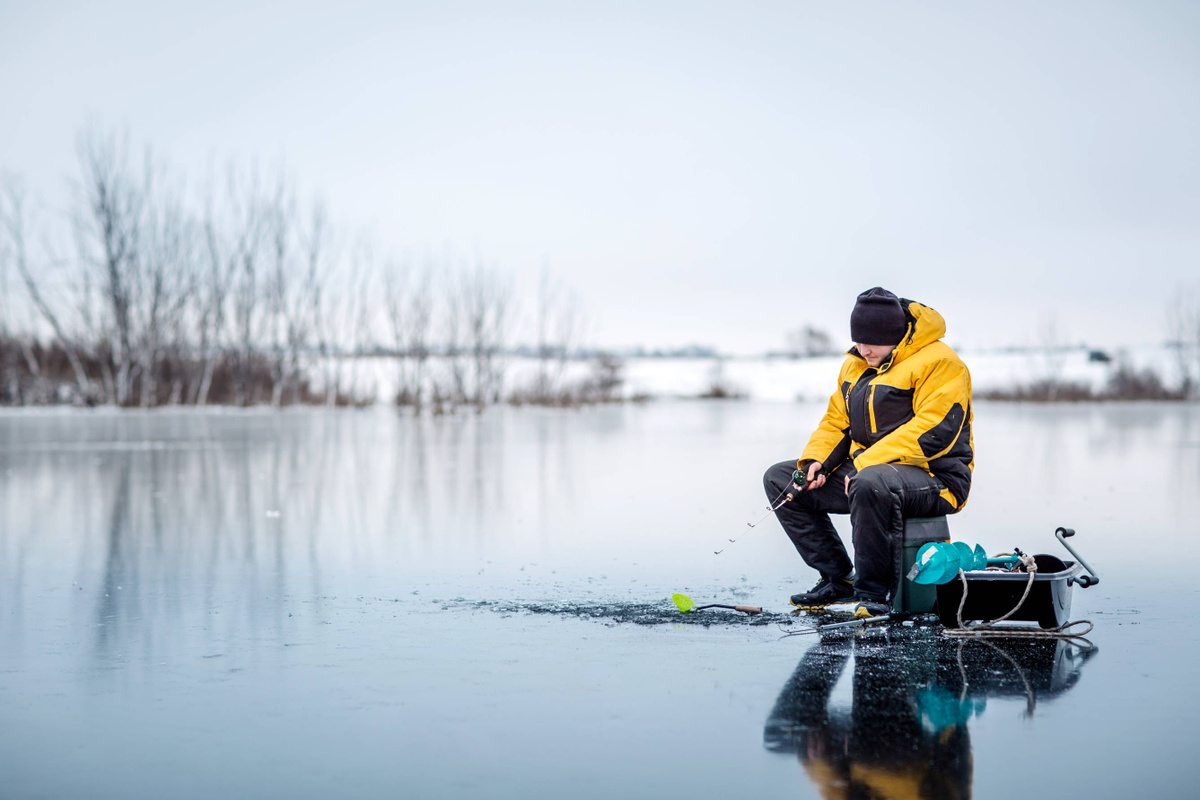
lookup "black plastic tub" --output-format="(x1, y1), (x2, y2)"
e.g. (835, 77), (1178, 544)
(936, 554), (1085, 629)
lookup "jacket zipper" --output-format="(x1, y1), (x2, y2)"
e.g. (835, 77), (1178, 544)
(868, 384), (877, 434)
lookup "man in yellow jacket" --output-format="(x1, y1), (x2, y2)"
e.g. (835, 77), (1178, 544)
(763, 287), (974, 616)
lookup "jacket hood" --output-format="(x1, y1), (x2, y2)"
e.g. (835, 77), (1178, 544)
(896, 300), (946, 357)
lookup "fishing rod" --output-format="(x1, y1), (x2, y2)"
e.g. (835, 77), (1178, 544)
(781, 611), (905, 637)
(665, 469), (812, 619)
(714, 468), (812, 555)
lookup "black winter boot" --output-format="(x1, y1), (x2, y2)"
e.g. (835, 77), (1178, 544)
(789, 575), (855, 609)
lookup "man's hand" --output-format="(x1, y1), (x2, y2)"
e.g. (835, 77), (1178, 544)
(795, 461), (826, 492)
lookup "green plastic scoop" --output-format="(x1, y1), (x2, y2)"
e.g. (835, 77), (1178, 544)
(907, 542), (1021, 585)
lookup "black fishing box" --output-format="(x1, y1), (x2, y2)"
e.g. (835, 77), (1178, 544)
(935, 528), (1099, 629)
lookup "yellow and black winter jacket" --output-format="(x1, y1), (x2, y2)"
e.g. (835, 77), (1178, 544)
(800, 299), (974, 511)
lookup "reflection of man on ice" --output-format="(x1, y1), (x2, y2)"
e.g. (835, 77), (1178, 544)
(764, 288), (974, 615)
(763, 632), (1097, 800)
(763, 634), (973, 800)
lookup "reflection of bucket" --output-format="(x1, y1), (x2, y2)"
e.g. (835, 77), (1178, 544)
(917, 686), (985, 731)
(936, 554), (1085, 629)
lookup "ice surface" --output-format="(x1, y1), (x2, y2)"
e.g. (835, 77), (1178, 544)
(1, 400), (1198, 799)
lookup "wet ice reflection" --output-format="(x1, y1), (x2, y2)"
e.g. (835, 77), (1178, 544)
(764, 629), (1096, 798)
(0, 401), (1198, 799)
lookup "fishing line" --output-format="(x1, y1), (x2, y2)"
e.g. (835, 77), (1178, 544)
(713, 481), (798, 555)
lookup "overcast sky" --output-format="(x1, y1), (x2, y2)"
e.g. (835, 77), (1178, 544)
(2, 0), (1198, 353)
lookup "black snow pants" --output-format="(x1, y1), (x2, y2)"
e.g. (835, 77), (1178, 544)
(763, 460), (954, 602)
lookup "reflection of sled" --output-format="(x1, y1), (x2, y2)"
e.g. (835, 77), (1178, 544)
(933, 528), (1099, 630)
(919, 636), (1097, 730)
(954, 636), (1095, 700)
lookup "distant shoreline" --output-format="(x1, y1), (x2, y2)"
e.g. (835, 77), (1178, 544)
(0, 346), (1193, 410)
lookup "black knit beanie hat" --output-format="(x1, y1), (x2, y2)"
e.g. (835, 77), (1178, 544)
(850, 287), (907, 346)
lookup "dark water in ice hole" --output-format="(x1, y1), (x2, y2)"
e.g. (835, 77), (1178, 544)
(1, 401), (1199, 799)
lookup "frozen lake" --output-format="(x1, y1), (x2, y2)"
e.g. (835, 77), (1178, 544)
(2, 400), (1199, 799)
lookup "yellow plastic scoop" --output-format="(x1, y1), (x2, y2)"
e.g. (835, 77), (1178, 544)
(671, 593), (762, 615)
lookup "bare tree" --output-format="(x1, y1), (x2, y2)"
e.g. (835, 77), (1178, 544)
(73, 125), (149, 405)
(442, 258), (469, 406)
(341, 237), (379, 405)
(1037, 314), (1068, 402)
(1, 177), (94, 401)
(519, 263), (584, 404)
(221, 162), (272, 406)
(299, 202), (349, 407)
(263, 176), (316, 407)
(461, 257), (513, 409)
(384, 255), (435, 409)
(534, 264), (557, 398)
(194, 161), (265, 405)
(0, 183), (21, 403)
(134, 163), (199, 406)
(4, 123), (585, 410)
(297, 201), (330, 404)
(1167, 286), (1200, 399)
(785, 324), (835, 358)
(194, 183), (230, 405)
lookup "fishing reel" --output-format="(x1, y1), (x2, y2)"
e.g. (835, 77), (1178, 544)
(786, 469), (809, 502)
(788, 466), (824, 498)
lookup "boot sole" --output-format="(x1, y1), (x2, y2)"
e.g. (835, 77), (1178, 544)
(789, 596), (855, 610)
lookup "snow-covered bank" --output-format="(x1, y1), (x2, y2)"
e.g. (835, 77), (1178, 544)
(1, 343), (1183, 410)
(326, 344), (1184, 405)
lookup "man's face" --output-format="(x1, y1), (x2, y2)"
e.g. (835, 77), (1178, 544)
(856, 343), (895, 368)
